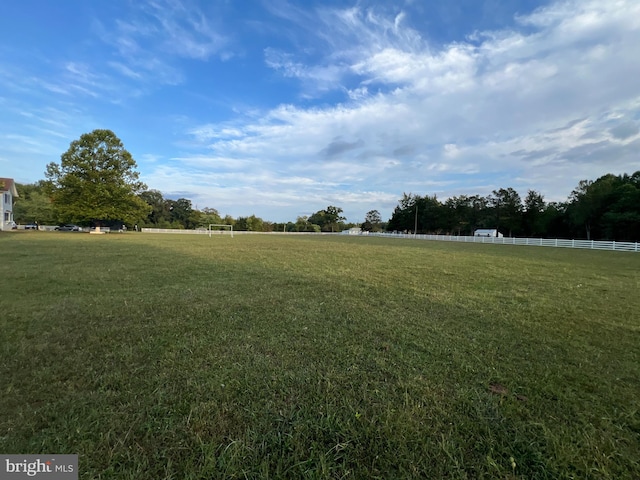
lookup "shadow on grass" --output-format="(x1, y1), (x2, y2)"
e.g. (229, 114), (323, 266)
(1, 234), (639, 479)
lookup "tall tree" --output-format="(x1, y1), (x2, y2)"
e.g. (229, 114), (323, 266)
(523, 190), (546, 237)
(416, 195), (442, 234)
(198, 207), (222, 228)
(601, 183), (640, 241)
(567, 176), (619, 240)
(235, 215), (264, 231)
(294, 215), (320, 232)
(362, 210), (382, 232)
(387, 193), (418, 232)
(45, 129), (150, 225)
(443, 196), (469, 235)
(309, 206), (346, 232)
(167, 198), (198, 229)
(490, 188), (523, 237)
(139, 189), (169, 226)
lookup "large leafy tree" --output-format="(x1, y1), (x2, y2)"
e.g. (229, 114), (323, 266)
(198, 207), (223, 228)
(293, 215), (320, 232)
(167, 198), (199, 229)
(45, 129), (150, 225)
(235, 214), (264, 231)
(309, 206), (346, 232)
(387, 193), (419, 232)
(567, 172), (640, 241)
(416, 194), (442, 234)
(490, 188), (523, 237)
(523, 190), (546, 237)
(362, 209), (382, 232)
(139, 189), (169, 226)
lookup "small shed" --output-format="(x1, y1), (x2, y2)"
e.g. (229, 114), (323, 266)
(474, 228), (503, 238)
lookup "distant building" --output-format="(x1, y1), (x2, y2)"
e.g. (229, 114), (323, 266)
(0, 177), (18, 231)
(474, 228), (503, 238)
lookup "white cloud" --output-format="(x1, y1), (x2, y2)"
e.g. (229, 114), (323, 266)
(170, 0), (640, 220)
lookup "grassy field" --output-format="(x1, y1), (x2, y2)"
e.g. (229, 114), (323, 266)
(1, 231), (639, 479)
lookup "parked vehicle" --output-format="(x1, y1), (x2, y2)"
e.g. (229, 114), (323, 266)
(55, 224), (82, 231)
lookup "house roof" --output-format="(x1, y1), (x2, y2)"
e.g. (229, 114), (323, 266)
(0, 178), (19, 197)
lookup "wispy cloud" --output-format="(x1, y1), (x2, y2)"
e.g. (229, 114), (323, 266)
(97, 0), (232, 85)
(260, 3), (425, 96)
(172, 0), (640, 218)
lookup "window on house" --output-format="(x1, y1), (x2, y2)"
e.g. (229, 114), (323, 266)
(4, 212), (9, 221)
(3, 193), (8, 203)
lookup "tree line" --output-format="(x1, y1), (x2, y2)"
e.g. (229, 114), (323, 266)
(387, 173), (640, 241)
(10, 129), (640, 241)
(14, 179), (358, 233)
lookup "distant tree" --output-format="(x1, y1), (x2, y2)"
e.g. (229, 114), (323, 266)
(443, 196), (468, 235)
(167, 198), (198, 229)
(490, 188), (523, 237)
(567, 172), (640, 241)
(222, 215), (236, 226)
(387, 194), (444, 233)
(416, 195), (442, 234)
(309, 206), (346, 232)
(294, 215), (319, 232)
(234, 216), (248, 231)
(13, 182), (57, 225)
(566, 176), (622, 240)
(45, 129), (150, 225)
(140, 189), (169, 226)
(442, 195), (492, 235)
(285, 221), (296, 232)
(601, 181), (640, 241)
(387, 193), (418, 232)
(198, 207), (222, 228)
(467, 195), (493, 231)
(540, 202), (569, 238)
(567, 180), (597, 239)
(362, 210), (382, 232)
(235, 215), (264, 231)
(523, 190), (546, 237)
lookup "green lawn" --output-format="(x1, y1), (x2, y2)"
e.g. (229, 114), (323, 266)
(1, 231), (639, 479)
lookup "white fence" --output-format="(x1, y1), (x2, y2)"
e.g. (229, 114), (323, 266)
(140, 228), (639, 252)
(141, 228), (325, 235)
(370, 232), (640, 252)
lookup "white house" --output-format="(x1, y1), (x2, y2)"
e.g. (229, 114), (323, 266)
(474, 228), (503, 238)
(0, 177), (18, 231)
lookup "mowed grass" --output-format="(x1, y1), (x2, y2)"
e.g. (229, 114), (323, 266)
(1, 231), (639, 479)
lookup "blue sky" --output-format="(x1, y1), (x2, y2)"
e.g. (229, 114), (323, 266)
(1, 0), (639, 223)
